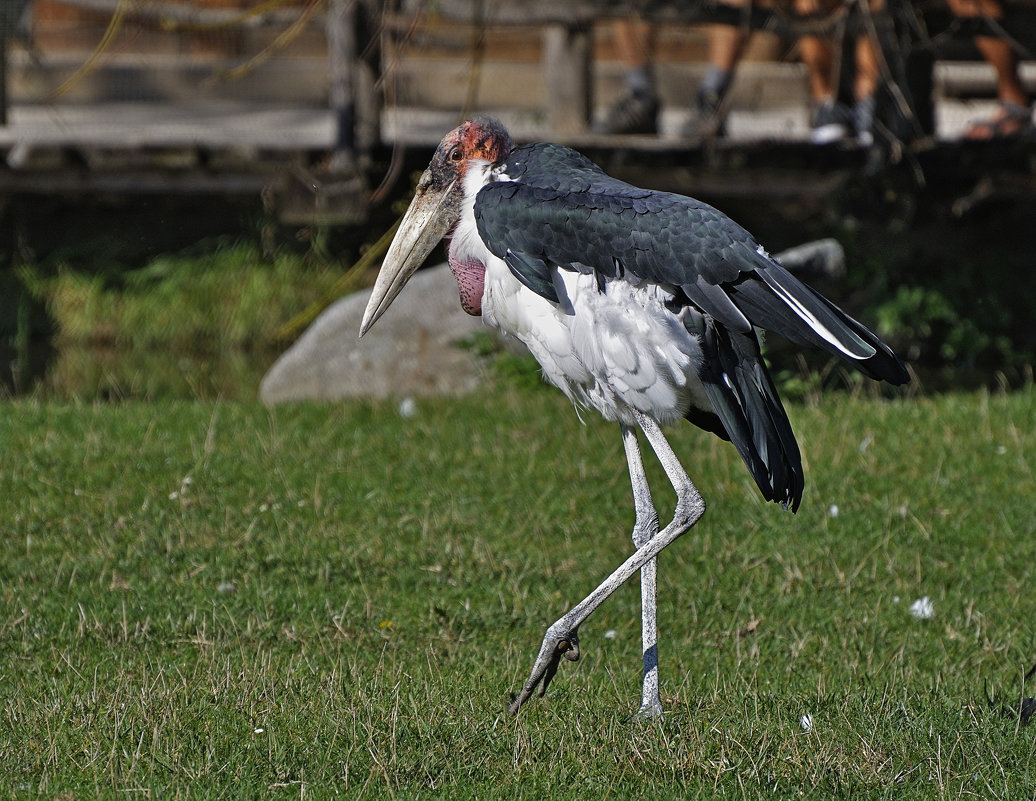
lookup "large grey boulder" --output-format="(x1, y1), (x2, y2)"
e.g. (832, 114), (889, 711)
(259, 239), (843, 403)
(260, 263), (494, 402)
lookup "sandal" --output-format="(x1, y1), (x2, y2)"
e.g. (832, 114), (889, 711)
(963, 101), (1034, 140)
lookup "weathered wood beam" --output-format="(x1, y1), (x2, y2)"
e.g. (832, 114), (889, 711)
(0, 37), (7, 127)
(392, 0), (846, 38)
(40, 0), (304, 29)
(543, 23), (591, 135)
(327, 0), (356, 169)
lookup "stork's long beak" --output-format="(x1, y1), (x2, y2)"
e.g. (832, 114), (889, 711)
(359, 174), (460, 337)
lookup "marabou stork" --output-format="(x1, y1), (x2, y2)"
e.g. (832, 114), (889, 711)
(359, 116), (909, 717)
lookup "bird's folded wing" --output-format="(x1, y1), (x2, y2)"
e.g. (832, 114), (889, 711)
(474, 173), (907, 385)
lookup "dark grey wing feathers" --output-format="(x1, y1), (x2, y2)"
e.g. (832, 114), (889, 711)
(474, 150), (907, 385)
(754, 264), (874, 357)
(682, 276), (753, 333)
(504, 249), (559, 303)
(729, 267), (906, 382)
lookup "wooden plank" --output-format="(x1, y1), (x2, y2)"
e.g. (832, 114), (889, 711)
(389, 0), (844, 37)
(326, 0), (355, 169)
(543, 23), (591, 135)
(0, 38), (6, 126)
(36, 0), (305, 28)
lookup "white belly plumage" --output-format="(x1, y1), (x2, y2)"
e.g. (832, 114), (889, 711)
(480, 256), (710, 426)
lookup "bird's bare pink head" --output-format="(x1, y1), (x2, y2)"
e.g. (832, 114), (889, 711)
(359, 117), (513, 337)
(422, 116), (514, 192)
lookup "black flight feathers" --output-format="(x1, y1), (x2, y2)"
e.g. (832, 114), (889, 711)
(474, 142), (908, 387)
(692, 315), (805, 511)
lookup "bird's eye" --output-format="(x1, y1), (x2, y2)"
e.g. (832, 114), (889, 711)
(448, 146), (463, 162)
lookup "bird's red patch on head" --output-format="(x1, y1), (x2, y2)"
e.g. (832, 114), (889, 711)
(433, 118), (513, 182)
(458, 117), (514, 163)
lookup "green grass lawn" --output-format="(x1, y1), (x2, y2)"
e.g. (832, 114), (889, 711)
(2, 382), (1035, 799)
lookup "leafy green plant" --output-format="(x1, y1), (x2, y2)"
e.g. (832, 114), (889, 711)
(21, 241), (349, 352)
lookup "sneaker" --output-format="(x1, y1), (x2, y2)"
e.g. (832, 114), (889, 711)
(592, 90), (659, 135)
(852, 96), (876, 146)
(680, 86), (726, 139)
(809, 100), (851, 145)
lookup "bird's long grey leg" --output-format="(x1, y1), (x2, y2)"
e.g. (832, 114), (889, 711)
(634, 411), (706, 529)
(621, 424), (664, 720)
(508, 414), (705, 715)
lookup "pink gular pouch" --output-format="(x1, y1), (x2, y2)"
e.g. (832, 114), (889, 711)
(448, 237), (486, 316)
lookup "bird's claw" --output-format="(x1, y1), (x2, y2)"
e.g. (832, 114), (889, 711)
(538, 631), (580, 696)
(508, 626), (580, 715)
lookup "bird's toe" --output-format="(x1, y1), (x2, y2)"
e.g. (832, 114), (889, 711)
(559, 629), (580, 662)
(537, 627), (580, 695)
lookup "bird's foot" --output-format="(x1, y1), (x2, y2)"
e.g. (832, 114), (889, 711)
(508, 624), (580, 715)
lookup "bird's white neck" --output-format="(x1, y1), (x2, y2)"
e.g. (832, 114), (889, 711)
(448, 160), (498, 266)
